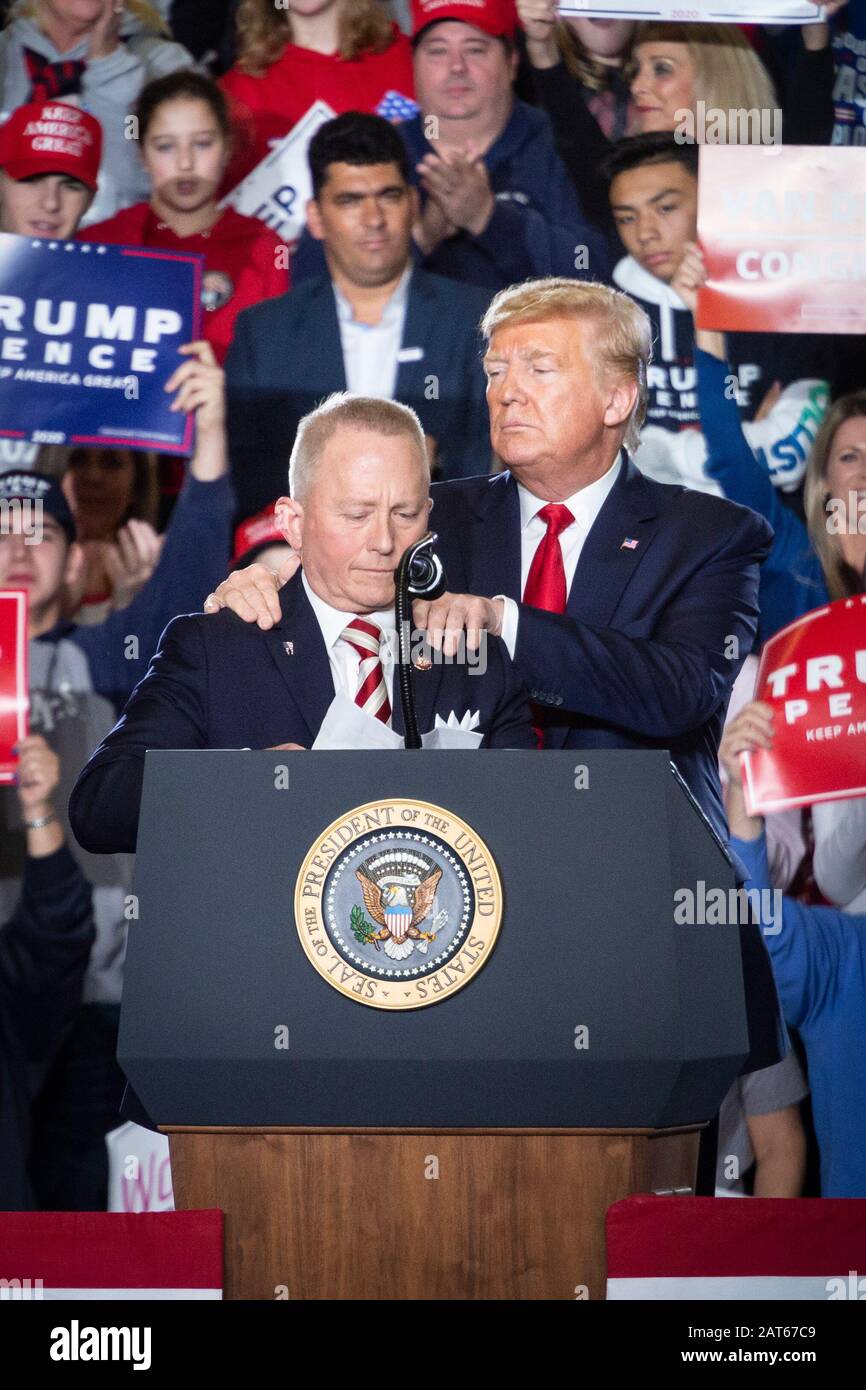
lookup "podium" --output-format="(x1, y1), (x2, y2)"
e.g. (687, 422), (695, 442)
(122, 749), (748, 1300)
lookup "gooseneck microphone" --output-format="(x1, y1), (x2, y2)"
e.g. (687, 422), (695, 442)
(394, 532), (447, 749)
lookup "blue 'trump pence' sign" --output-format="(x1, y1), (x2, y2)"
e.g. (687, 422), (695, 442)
(0, 234), (202, 455)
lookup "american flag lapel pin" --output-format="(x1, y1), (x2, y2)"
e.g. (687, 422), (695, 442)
(621, 537), (639, 551)
(283, 641), (294, 656)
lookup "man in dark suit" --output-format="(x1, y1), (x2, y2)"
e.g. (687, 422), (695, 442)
(69, 393), (536, 857)
(226, 112), (492, 522)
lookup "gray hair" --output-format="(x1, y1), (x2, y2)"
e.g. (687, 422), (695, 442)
(288, 393), (430, 499)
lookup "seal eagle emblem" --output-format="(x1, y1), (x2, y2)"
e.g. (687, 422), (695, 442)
(294, 799), (503, 1009)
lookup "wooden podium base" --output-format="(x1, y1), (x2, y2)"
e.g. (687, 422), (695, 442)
(164, 1126), (700, 1300)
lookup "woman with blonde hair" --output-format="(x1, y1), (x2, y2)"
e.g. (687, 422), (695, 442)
(629, 14), (839, 145)
(220, 0), (414, 186)
(0, 0), (192, 221)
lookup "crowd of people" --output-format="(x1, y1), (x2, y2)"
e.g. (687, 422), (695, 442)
(1, 0), (865, 1226)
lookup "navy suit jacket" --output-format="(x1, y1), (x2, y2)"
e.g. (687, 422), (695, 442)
(225, 268), (493, 521)
(68, 572), (536, 856)
(428, 455), (774, 849)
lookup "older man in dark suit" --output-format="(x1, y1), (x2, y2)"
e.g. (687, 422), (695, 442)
(69, 393), (536, 857)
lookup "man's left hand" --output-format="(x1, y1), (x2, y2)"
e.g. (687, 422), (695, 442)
(670, 240), (707, 316)
(413, 592), (504, 654)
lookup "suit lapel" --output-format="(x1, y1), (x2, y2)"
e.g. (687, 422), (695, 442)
(309, 279), (347, 392)
(566, 452), (660, 628)
(262, 573), (335, 746)
(464, 471), (522, 599)
(394, 270), (429, 399)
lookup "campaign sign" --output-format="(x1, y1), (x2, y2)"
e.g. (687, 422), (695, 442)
(221, 100), (335, 249)
(557, 2), (823, 21)
(0, 234), (202, 454)
(697, 146), (866, 336)
(743, 595), (866, 815)
(0, 588), (28, 784)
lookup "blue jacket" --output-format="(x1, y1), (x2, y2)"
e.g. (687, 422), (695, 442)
(225, 270), (493, 521)
(291, 100), (612, 291)
(429, 455), (773, 849)
(40, 474), (236, 712)
(697, 348), (829, 642)
(734, 830), (866, 1197)
(68, 570), (537, 855)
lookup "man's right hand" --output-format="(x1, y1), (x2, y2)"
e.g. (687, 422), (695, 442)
(203, 554), (299, 628)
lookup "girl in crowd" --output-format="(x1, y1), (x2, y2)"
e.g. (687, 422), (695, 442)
(516, 1), (634, 230)
(517, 4), (635, 141)
(53, 446), (162, 624)
(79, 69), (289, 363)
(0, 0), (191, 221)
(219, 0), (414, 187)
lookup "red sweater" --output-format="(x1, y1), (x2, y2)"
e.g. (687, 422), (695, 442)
(220, 24), (415, 186)
(79, 204), (289, 364)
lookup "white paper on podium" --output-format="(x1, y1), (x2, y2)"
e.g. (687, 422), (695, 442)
(220, 99), (336, 247)
(311, 692), (483, 750)
(556, 1), (823, 21)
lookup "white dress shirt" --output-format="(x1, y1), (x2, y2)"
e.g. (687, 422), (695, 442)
(333, 265), (413, 400)
(498, 454), (622, 656)
(303, 574), (397, 722)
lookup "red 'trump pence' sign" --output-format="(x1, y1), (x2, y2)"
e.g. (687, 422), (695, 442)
(743, 595), (866, 816)
(697, 146), (866, 336)
(0, 588), (28, 783)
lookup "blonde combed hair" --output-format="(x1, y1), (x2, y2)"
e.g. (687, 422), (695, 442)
(21, 0), (170, 36)
(289, 393), (429, 500)
(804, 392), (866, 601)
(481, 278), (652, 454)
(234, 0), (394, 76)
(633, 22), (778, 126)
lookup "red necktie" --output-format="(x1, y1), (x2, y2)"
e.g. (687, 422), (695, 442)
(342, 618), (392, 725)
(523, 503), (575, 614)
(522, 503), (575, 747)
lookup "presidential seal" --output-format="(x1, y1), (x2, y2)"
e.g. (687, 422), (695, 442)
(294, 799), (503, 1009)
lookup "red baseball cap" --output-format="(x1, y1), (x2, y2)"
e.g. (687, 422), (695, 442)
(411, 0), (516, 42)
(0, 101), (102, 192)
(232, 504), (288, 569)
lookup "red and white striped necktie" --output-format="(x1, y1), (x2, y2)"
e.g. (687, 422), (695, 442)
(341, 618), (392, 725)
